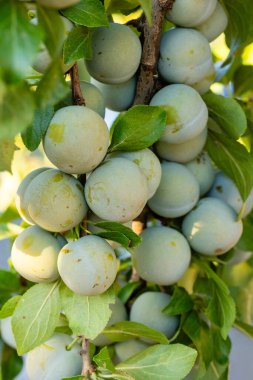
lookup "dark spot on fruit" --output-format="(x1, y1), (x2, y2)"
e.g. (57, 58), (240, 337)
(215, 248), (223, 254)
(216, 185), (223, 193)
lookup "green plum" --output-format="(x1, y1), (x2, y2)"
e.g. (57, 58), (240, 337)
(44, 106), (109, 174)
(185, 152), (215, 196)
(57, 235), (118, 295)
(196, 2), (228, 42)
(1, 317), (16, 349)
(148, 162), (200, 218)
(133, 226), (191, 285)
(114, 339), (149, 363)
(86, 23), (142, 84)
(182, 197), (243, 256)
(85, 158), (148, 223)
(24, 169), (87, 232)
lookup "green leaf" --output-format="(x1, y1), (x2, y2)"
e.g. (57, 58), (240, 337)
(223, 0), (253, 55)
(0, 223), (23, 241)
(93, 347), (115, 372)
(0, 344), (23, 380)
(0, 139), (16, 173)
(0, 296), (21, 319)
(64, 26), (93, 64)
(118, 281), (142, 304)
(0, 82), (35, 139)
(183, 311), (214, 367)
(234, 65), (253, 97)
(138, 0), (152, 25)
(104, 0), (139, 12)
(234, 320), (253, 339)
(0, 271), (20, 293)
(93, 221), (141, 248)
(206, 131), (253, 201)
(0, 205), (19, 224)
(62, 0), (109, 27)
(237, 220), (253, 251)
(62, 377), (85, 380)
(109, 106), (167, 152)
(60, 284), (115, 340)
(103, 321), (169, 344)
(194, 259), (236, 339)
(36, 61), (69, 108)
(163, 287), (193, 316)
(0, 0), (43, 81)
(12, 281), (61, 355)
(37, 5), (65, 57)
(203, 93), (247, 139)
(21, 106), (54, 151)
(115, 344), (197, 380)
(213, 331), (231, 365)
(95, 231), (130, 247)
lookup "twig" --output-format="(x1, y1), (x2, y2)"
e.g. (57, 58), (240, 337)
(80, 338), (95, 378)
(70, 62), (85, 106)
(134, 0), (175, 105)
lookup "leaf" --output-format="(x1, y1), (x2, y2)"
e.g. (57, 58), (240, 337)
(0, 0), (43, 81)
(206, 131), (253, 201)
(0, 205), (19, 224)
(0, 139), (16, 173)
(0, 223), (23, 241)
(0, 82), (35, 139)
(137, 0), (152, 25)
(21, 106), (54, 151)
(237, 220), (253, 251)
(0, 344), (23, 380)
(64, 26), (93, 64)
(109, 106), (167, 152)
(36, 60), (69, 108)
(95, 231), (130, 247)
(62, 0), (109, 27)
(93, 221), (141, 248)
(103, 321), (169, 344)
(213, 331), (231, 365)
(222, 0), (253, 55)
(234, 65), (253, 96)
(115, 344), (197, 380)
(203, 93), (247, 139)
(0, 271), (20, 293)
(118, 281), (142, 304)
(37, 5), (65, 57)
(60, 284), (115, 340)
(104, 0), (139, 12)
(194, 259), (236, 339)
(234, 320), (253, 339)
(93, 347), (115, 371)
(163, 287), (194, 316)
(62, 377), (85, 380)
(12, 281), (61, 355)
(0, 296), (21, 319)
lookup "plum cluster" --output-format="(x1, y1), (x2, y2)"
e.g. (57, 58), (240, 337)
(3, 1), (250, 379)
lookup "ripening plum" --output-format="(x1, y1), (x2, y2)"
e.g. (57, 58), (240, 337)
(209, 172), (253, 218)
(16, 167), (50, 224)
(1, 317), (16, 349)
(185, 152), (215, 196)
(110, 149), (162, 199)
(44, 106), (109, 174)
(11, 225), (62, 283)
(24, 169), (87, 233)
(196, 2), (228, 42)
(26, 333), (82, 380)
(182, 198), (243, 256)
(166, 0), (217, 27)
(226, 247), (253, 266)
(91, 76), (136, 112)
(37, 0), (80, 8)
(57, 235), (118, 295)
(158, 28), (214, 87)
(32, 17), (73, 74)
(150, 84), (208, 144)
(114, 339), (149, 363)
(85, 158), (148, 223)
(148, 162), (200, 218)
(85, 23), (142, 84)
(130, 292), (179, 339)
(93, 297), (128, 346)
(155, 128), (207, 163)
(133, 226), (191, 285)
(63, 80), (105, 118)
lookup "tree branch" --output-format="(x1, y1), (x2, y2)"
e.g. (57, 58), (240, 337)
(70, 63), (85, 106)
(134, 0), (175, 105)
(80, 338), (95, 379)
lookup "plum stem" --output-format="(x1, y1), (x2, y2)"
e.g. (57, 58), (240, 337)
(80, 338), (95, 378)
(70, 63), (85, 106)
(133, 0), (175, 105)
